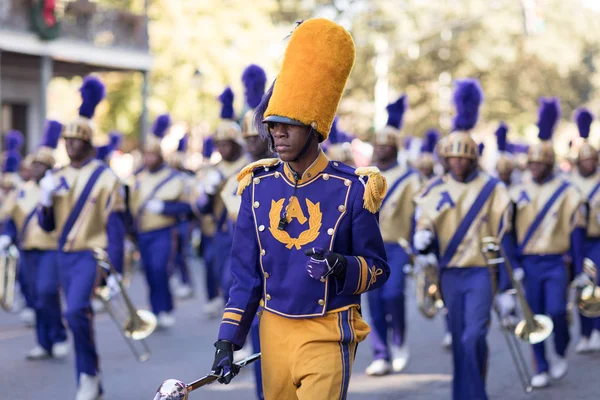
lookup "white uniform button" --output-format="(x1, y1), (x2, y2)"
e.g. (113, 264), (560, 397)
(333, 162), (339, 167)
(253, 178), (260, 184)
(320, 277), (326, 282)
(261, 249), (266, 256)
(344, 179), (351, 186)
(259, 225), (265, 232)
(254, 201), (260, 208)
(266, 294), (271, 300)
(274, 172), (280, 178)
(338, 205), (345, 212)
(264, 272), (270, 279)
(318, 299), (325, 306)
(327, 228), (334, 235)
(322, 173), (330, 181)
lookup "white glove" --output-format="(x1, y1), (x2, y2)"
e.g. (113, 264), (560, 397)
(146, 199), (165, 214)
(495, 292), (516, 318)
(39, 170), (58, 207)
(0, 235), (12, 252)
(194, 182), (209, 208)
(414, 230), (433, 251)
(106, 275), (122, 297)
(512, 268), (525, 282)
(573, 272), (591, 288)
(203, 170), (223, 195)
(414, 253), (438, 273)
(191, 228), (201, 247)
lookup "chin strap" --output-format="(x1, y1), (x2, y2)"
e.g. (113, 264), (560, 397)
(291, 129), (316, 162)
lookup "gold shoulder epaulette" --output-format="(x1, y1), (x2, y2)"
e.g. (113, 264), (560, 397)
(236, 158), (280, 195)
(355, 166), (388, 213)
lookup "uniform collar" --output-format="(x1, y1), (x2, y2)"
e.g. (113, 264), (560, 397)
(149, 163), (167, 174)
(283, 150), (329, 185)
(450, 169), (479, 184)
(70, 156), (95, 170)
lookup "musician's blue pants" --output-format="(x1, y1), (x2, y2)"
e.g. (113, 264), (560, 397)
(579, 238), (600, 337)
(58, 250), (100, 378)
(441, 267), (492, 400)
(200, 235), (220, 300)
(208, 230), (234, 302)
(521, 255), (570, 374)
(138, 227), (174, 314)
(22, 250), (67, 353)
(173, 221), (193, 286)
(367, 242), (408, 361)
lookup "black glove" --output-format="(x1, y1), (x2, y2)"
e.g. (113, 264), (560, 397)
(304, 247), (347, 280)
(211, 340), (239, 384)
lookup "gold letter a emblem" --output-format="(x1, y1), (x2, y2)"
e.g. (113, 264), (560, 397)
(269, 198), (322, 249)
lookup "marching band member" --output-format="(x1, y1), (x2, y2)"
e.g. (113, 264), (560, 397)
(193, 87), (250, 314)
(510, 98), (585, 388)
(324, 118), (354, 166)
(130, 114), (191, 328)
(364, 95), (420, 376)
(169, 134), (196, 300)
(568, 108), (600, 353)
(416, 129), (439, 180)
(20, 154), (34, 182)
(0, 120), (68, 360)
(414, 79), (513, 400)
(37, 76), (126, 400)
(209, 19), (389, 400)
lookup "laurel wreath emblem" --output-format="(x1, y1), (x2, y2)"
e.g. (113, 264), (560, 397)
(269, 198), (322, 250)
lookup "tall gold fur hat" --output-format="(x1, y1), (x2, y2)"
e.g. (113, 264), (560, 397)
(528, 97), (560, 165)
(444, 79), (483, 160)
(263, 18), (355, 142)
(374, 95), (406, 147)
(63, 76), (105, 144)
(144, 114), (170, 154)
(574, 108), (597, 163)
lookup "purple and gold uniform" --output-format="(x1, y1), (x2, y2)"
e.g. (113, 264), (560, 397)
(216, 19), (389, 400)
(1, 121), (66, 357)
(510, 98), (585, 381)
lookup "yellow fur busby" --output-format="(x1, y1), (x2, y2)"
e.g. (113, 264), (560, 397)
(263, 18), (355, 141)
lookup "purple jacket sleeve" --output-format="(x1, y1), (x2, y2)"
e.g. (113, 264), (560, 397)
(37, 206), (56, 232)
(571, 227), (585, 275)
(107, 211), (126, 275)
(217, 188), (263, 350)
(334, 185), (390, 296)
(162, 201), (193, 217)
(2, 219), (17, 243)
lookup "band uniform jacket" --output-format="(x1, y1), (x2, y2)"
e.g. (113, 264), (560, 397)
(415, 171), (511, 269)
(217, 151), (390, 348)
(570, 171), (600, 239)
(38, 159), (125, 252)
(1, 180), (57, 250)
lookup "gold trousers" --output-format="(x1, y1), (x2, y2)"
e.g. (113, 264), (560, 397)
(259, 307), (370, 400)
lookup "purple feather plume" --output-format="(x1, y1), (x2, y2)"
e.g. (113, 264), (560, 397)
(42, 120), (62, 149)
(575, 108), (593, 139)
(109, 131), (123, 151)
(478, 142), (485, 156)
(4, 150), (21, 173)
(202, 136), (214, 159)
(452, 79), (484, 131)
(5, 130), (24, 152)
(329, 117), (340, 144)
(178, 134), (188, 152)
(242, 65), (267, 109)
(218, 87), (235, 120)
(421, 129), (439, 153)
(536, 97), (560, 141)
(79, 75), (106, 118)
(386, 95), (407, 130)
(495, 122), (508, 152)
(152, 114), (171, 138)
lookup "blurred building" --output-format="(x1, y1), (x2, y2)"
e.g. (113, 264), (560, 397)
(0, 0), (151, 151)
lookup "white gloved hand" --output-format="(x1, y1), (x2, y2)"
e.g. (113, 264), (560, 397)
(194, 182), (209, 208)
(414, 230), (433, 251)
(146, 199), (165, 214)
(0, 235), (12, 252)
(573, 272), (591, 288)
(495, 292), (516, 318)
(512, 268), (525, 282)
(203, 170), (223, 195)
(39, 170), (58, 207)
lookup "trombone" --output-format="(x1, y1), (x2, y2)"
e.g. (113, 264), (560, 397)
(398, 238), (444, 319)
(0, 245), (20, 312)
(481, 237), (554, 393)
(568, 258), (600, 318)
(153, 353), (261, 400)
(93, 248), (157, 362)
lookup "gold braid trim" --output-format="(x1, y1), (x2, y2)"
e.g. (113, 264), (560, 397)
(354, 166), (387, 213)
(236, 158), (280, 195)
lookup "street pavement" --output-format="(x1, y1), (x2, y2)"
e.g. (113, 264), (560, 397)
(0, 257), (597, 400)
